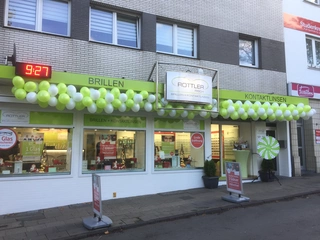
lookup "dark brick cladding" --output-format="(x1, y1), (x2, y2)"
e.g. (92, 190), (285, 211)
(260, 38), (286, 73)
(0, 0), (4, 26)
(71, 0), (90, 41)
(141, 13), (156, 52)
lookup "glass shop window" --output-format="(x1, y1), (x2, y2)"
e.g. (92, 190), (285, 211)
(154, 131), (205, 170)
(82, 129), (146, 173)
(0, 127), (71, 176)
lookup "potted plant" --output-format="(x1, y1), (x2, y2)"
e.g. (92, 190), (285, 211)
(202, 157), (219, 189)
(258, 159), (275, 182)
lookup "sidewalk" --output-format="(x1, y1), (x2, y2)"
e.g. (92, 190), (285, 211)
(1, 173), (320, 240)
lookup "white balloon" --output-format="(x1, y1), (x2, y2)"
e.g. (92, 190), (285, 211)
(275, 109), (283, 117)
(26, 92), (37, 103)
(297, 103), (304, 108)
(118, 103), (127, 112)
(247, 108), (255, 116)
(212, 107), (218, 112)
(211, 112), (219, 118)
(87, 103), (97, 113)
(292, 109), (299, 116)
(307, 110), (314, 117)
(244, 100), (252, 106)
(90, 89), (100, 101)
(66, 98), (75, 110)
(181, 111), (188, 118)
(160, 98), (168, 106)
(104, 103), (114, 114)
(144, 102), (152, 112)
(212, 99), (217, 106)
(134, 94), (143, 103)
(284, 110), (291, 117)
(227, 105), (235, 114)
(227, 99), (233, 105)
(267, 108), (274, 116)
(238, 107), (245, 115)
(199, 111), (207, 117)
(147, 94), (156, 103)
(257, 108), (265, 116)
(72, 92), (83, 102)
(119, 93), (128, 103)
(254, 101), (261, 106)
(223, 114), (230, 119)
(48, 97), (58, 107)
(131, 103), (140, 112)
(105, 92), (114, 103)
(235, 100), (243, 106)
(48, 84), (58, 97)
(67, 85), (77, 97)
(157, 109), (165, 116)
(169, 110), (176, 117)
(186, 104), (194, 110)
(300, 111), (306, 118)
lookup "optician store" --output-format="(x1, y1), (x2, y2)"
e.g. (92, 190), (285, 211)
(0, 64), (315, 215)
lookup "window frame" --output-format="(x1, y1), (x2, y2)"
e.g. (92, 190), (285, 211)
(4, 0), (71, 36)
(89, 7), (141, 49)
(239, 36), (260, 68)
(306, 36), (320, 68)
(156, 21), (197, 58)
(304, 0), (320, 5)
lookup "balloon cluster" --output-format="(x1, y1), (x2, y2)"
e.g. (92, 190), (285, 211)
(219, 99), (316, 121)
(11, 77), (218, 119)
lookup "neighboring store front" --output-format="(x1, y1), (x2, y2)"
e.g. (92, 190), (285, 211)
(0, 65), (315, 214)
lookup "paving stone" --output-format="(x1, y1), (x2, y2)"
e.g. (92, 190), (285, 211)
(46, 230), (70, 240)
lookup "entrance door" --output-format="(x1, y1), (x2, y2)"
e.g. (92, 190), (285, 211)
(297, 120), (306, 170)
(266, 129), (277, 173)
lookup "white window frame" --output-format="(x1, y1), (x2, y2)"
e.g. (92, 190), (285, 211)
(4, 0), (71, 36)
(156, 22), (197, 58)
(89, 7), (141, 49)
(306, 36), (320, 68)
(304, 0), (320, 5)
(239, 38), (259, 68)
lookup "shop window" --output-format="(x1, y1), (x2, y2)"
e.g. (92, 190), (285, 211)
(154, 131), (204, 170)
(5, 0), (70, 36)
(90, 8), (140, 48)
(306, 37), (320, 68)
(0, 127), (71, 176)
(239, 37), (259, 67)
(156, 22), (196, 57)
(82, 129), (145, 173)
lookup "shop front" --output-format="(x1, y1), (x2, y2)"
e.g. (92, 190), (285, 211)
(0, 65), (316, 215)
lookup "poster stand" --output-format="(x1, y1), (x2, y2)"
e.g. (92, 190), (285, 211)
(221, 161), (250, 203)
(83, 174), (112, 230)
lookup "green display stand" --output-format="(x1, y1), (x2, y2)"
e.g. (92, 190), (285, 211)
(233, 150), (250, 179)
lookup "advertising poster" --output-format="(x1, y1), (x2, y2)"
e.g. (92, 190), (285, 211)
(21, 133), (44, 162)
(98, 134), (117, 159)
(92, 174), (102, 218)
(225, 161), (244, 194)
(316, 130), (320, 144)
(161, 134), (175, 157)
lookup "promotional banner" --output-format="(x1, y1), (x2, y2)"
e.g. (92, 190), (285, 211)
(21, 133), (44, 162)
(92, 174), (102, 218)
(225, 161), (244, 195)
(161, 134), (175, 157)
(97, 134), (117, 160)
(284, 13), (320, 37)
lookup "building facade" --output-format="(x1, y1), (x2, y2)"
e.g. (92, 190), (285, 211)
(0, 0), (314, 215)
(283, 0), (320, 175)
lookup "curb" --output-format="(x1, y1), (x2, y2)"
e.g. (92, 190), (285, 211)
(62, 190), (320, 240)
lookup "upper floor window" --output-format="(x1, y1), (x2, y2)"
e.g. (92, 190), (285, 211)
(90, 8), (140, 48)
(5, 0), (70, 36)
(306, 37), (320, 68)
(156, 22), (197, 57)
(305, 0), (320, 5)
(239, 38), (259, 68)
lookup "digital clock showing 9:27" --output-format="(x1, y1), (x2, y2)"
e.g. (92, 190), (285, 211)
(15, 62), (52, 79)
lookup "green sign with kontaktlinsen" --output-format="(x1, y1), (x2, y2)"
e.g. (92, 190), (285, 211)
(30, 112), (73, 125)
(154, 118), (205, 130)
(84, 115), (146, 128)
(214, 89), (309, 105)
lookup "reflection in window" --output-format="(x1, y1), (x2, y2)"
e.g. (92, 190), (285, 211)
(154, 131), (204, 170)
(306, 37), (320, 67)
(239, 39), (257, 67)
(82, 129), (145, 173)
(0, 127), (71, 176)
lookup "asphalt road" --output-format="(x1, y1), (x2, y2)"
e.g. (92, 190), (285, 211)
(83, 194), (320, 240)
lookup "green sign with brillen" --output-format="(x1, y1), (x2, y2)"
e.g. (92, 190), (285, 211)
(84, 115), (146, 128)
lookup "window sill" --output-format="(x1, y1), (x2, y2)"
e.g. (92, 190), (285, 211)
(156, 51), (197, 59)
(89, 39), (140, 50)
(3, 26), (70, 38)
(239, 64), (259, 69)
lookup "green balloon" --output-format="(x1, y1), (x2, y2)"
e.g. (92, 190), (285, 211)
(140, 90), (149, 99)
(230, 112), (239, 120)
(38, 101), (48, 108)
(293, 115), (300, 121)
(222, 100), (229, 108)
(233, 103), (240, 110)
(58, 93), (70, 105)
(57, 83), (67, 94)
(288, 104), (295, 111)
(37, 90), (50, 102)
(260, 113), (268, 120)
(39, 81), (50, 91)
(205, 104), (213, 110)
(268, 113), (276, 121)
(187, 112), (195, 119)
(24, 81), (37, 92)
(112, 99), (121, 108)
(243, 103), (250, 111)
(303, 105), (311, 112)
(12, 76), (25, 89)
(240, 112), (248, 120)
(139, 101), (145, 108)
(153, 102), (162, 111)
(98, 88), (107, 98)
(96, 98), (107, 108)
(15, 88), (27, 100)
(126, 99), (134, 108)
(75, 101), (85, 110)
(285, 115), (293, 121)
(251, 112), (258, 119)
(252, 103), (259, 111)
(82, 96), (93, 107)
(111, 88), (120, 98)
(96, 107), (104, 113)
(297, 106), (303, 114)
(80, 87), (91, 97)
(126, 89), (135, 99)
(56, 102), (65, 111)
(11, 86), (17, 94)
(176, 105), (184, 114)
(219, 108), (228, 117)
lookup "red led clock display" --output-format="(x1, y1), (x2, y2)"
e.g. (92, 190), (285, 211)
(15, 62), (52, 79)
